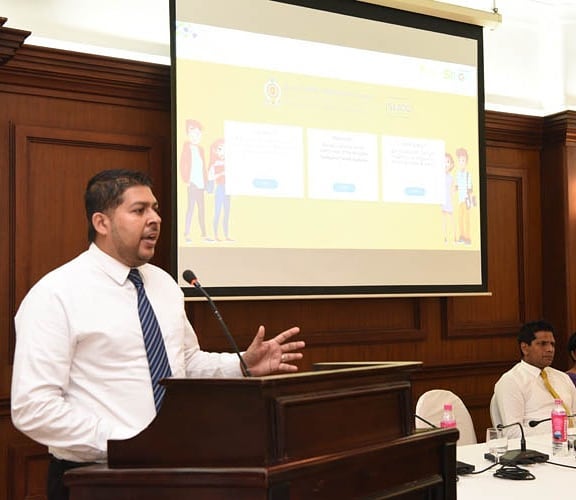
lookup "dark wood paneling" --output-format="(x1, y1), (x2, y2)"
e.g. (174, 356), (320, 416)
(7, 443), (50, 500)
(189, 296), (426, 353)
(11, 124), (165, 320)
(0, 44), (171, 500)
(541, 111), (576, 369)
(0, 17), (30, 65)
(445, 169), (527, 337)
(0, 44), (169, 109)
(485, 110), (542, 149)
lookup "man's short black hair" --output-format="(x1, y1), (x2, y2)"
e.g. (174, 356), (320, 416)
(85, 169), (153, 242)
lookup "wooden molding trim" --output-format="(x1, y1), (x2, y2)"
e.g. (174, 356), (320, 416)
(485, 110), (542, 149)
(543, 110), (576, 145)
(0, 44), (170, 109)
(411, 360), (514, 378)
(0, 18), (31, 66)
(302, 326), (426, 346)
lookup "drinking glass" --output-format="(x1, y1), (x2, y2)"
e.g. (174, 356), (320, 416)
(567, 427), (576, 455)
(486, 427), (508, 462)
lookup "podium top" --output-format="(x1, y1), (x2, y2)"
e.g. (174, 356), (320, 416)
(312, 361), (422, 372)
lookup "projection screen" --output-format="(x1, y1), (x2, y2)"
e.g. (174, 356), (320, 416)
(169, 0), (487, 298)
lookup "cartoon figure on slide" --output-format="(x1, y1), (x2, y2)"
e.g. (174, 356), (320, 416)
(454, 147), (474, 245)
(180, 119), (211, 242)
(208, 138), (233, 241)
(442, 152), (457, 244)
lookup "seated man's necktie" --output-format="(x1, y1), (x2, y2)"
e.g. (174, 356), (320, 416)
(541, 368), (573, 424)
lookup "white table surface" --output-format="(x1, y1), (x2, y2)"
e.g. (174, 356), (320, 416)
(457, 434), (576, 500)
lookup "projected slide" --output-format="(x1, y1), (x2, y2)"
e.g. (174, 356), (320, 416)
(172, 0), (484, 294)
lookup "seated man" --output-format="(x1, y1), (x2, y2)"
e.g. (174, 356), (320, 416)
(567, 332), (576, 386)
(494, 320), (576, 438)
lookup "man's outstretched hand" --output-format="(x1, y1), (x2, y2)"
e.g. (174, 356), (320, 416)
(242, 326), (304, 376)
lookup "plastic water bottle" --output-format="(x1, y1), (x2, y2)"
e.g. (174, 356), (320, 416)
(551, 398), (568, 456)
(440, 403), (457, 428)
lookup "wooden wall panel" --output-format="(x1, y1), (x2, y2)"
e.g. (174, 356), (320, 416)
(190, 296), (426, 353)
(7, 443), (50, 500)
(445, 169), (526, 337)
(12, 124), (165, 317)
(541, 112), (576, 367)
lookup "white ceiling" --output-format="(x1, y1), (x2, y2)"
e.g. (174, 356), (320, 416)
(2, 0), (576, 116)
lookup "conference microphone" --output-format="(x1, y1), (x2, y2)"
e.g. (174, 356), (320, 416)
(415, 414), (438, 429)
(182, 270), (252, 377)
(496, 422), (548, 465)
(529, 417), (550, 427)
(529, 414), (576, 427)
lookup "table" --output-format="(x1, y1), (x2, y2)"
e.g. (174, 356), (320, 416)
(457, 434), (576, 499)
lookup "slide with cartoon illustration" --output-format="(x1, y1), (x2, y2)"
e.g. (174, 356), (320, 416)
(171, 0), (485, 297)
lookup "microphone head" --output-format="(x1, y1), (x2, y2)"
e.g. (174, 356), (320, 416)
(528, 420), (539, 427)
(182, 269), (197, 284)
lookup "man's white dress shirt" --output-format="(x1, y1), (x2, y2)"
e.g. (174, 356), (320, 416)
(494, 360), (576, 438)
(11, 244), (241, 462)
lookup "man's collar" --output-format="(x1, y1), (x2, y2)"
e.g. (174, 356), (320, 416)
(520, 359), (548, 376)
(88, 243), (134, 285)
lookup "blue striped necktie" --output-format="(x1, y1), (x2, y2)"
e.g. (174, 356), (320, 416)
(127, 268), (172, 413)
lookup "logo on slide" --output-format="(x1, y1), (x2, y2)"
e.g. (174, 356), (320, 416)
(264, 79), (281, 105)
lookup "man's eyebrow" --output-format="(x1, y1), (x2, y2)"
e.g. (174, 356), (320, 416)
(129, 200), (158, 207)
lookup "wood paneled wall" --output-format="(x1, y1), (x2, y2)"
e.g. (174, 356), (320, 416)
(1, 28), (574, 500)
(0, 38), (172, 500)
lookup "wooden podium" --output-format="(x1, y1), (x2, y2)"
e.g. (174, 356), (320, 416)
(65, 362), (458, 499)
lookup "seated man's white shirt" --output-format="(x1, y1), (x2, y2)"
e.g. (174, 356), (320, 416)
(494, 360), (576, 438)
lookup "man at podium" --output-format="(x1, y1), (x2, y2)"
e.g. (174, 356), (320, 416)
(10, 169), (305, 500)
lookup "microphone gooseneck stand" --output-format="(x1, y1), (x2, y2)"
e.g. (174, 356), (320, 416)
(182, 269), (252, 377)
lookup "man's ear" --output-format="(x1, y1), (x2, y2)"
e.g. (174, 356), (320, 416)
(519, 342), (528, 357)
(91, 212), (110, 237)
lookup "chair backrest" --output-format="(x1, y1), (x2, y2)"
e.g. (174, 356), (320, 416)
(489, 393), (503, 427)
(415, 389), (478, 445)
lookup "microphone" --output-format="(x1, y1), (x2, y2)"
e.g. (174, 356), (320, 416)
(496, 422), (548, 464)
(414, 414), (475, 474)
(182, 270), (252, 377)
(529, 414), (576, 427)
(415, 414), (438, 429)
(529, 417), (550, 428)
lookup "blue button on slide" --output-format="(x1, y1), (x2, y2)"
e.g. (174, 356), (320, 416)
(404, 187), (426, 196)
(333, 183), (356, 193)
(252, 178), (279, 189)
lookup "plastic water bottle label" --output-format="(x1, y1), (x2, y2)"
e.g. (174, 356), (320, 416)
(552, 415), (567, 442)
(552, 403), (568, 456)
(440, 420), (457, 428)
